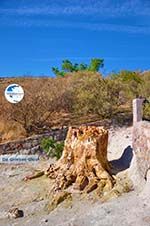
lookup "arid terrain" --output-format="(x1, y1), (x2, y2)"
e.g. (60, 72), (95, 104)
(0, 126), (149, 226)
(0, 71), (150, 143)
(1, 1), (150, 225)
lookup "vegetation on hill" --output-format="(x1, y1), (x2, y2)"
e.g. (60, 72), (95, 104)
(52, 58), (104, 77)
(0, 63), (150, 142)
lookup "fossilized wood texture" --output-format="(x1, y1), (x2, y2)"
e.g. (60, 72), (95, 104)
(46, 126), (114, 193)
(133, 121), (150, 179)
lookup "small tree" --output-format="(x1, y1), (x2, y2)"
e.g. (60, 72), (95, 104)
(52, 67), (65, 77)
(52, 58), (104, 77)
(70, 73), (120, 118)
(62, 60), (75, 72)
(5, 78), (72, 135)
(111, 70), (142, 100)
(88, 58), (104, 72)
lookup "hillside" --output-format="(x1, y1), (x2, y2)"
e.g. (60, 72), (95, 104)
(0, 70), (150, 143)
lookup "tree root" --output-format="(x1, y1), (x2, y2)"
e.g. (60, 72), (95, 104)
(24, 126), (115, 204)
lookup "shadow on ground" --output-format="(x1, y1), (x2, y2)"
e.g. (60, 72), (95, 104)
(109, 145), (133, 175)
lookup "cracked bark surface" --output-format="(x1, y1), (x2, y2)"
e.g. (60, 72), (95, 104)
(45, 126), (114, 194)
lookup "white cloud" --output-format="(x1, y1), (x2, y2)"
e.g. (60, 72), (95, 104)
(0, 0), (150, 35)
(1, 17), (150, 35)
(0, 0), (150, 17)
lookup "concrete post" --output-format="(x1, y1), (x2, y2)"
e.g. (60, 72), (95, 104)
(133, 98), (144, 124)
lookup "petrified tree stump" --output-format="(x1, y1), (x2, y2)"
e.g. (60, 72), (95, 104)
(46, 126), (114, 194)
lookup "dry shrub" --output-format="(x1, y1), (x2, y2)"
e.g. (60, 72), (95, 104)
(0, 70), (150, 139)
(69, 72), (122, 118)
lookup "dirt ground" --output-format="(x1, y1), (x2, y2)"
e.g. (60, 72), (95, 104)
(0, 126), (150, 226)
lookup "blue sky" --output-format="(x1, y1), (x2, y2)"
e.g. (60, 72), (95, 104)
(0, 0), (150, 77)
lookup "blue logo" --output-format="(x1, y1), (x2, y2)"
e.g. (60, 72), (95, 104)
(5, 84), (24, 103)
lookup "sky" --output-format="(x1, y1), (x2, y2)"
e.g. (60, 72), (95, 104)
(0, 0), (150, 77)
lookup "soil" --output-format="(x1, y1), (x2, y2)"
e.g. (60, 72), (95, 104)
(0, 126), (149, 226)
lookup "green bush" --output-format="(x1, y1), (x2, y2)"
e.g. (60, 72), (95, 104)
(52, 58), (104, 77)
(40, 138), (64, 160)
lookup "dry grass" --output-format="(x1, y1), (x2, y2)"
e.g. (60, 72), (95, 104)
(0, 71), (150, 142)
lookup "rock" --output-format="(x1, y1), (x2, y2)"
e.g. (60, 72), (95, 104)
(19, 149), (30, 155)
(46, 191), (72, 212)
(41, 218), (49, 223)
(133, 121), (150, 179)
(8, 208), (24, 219)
